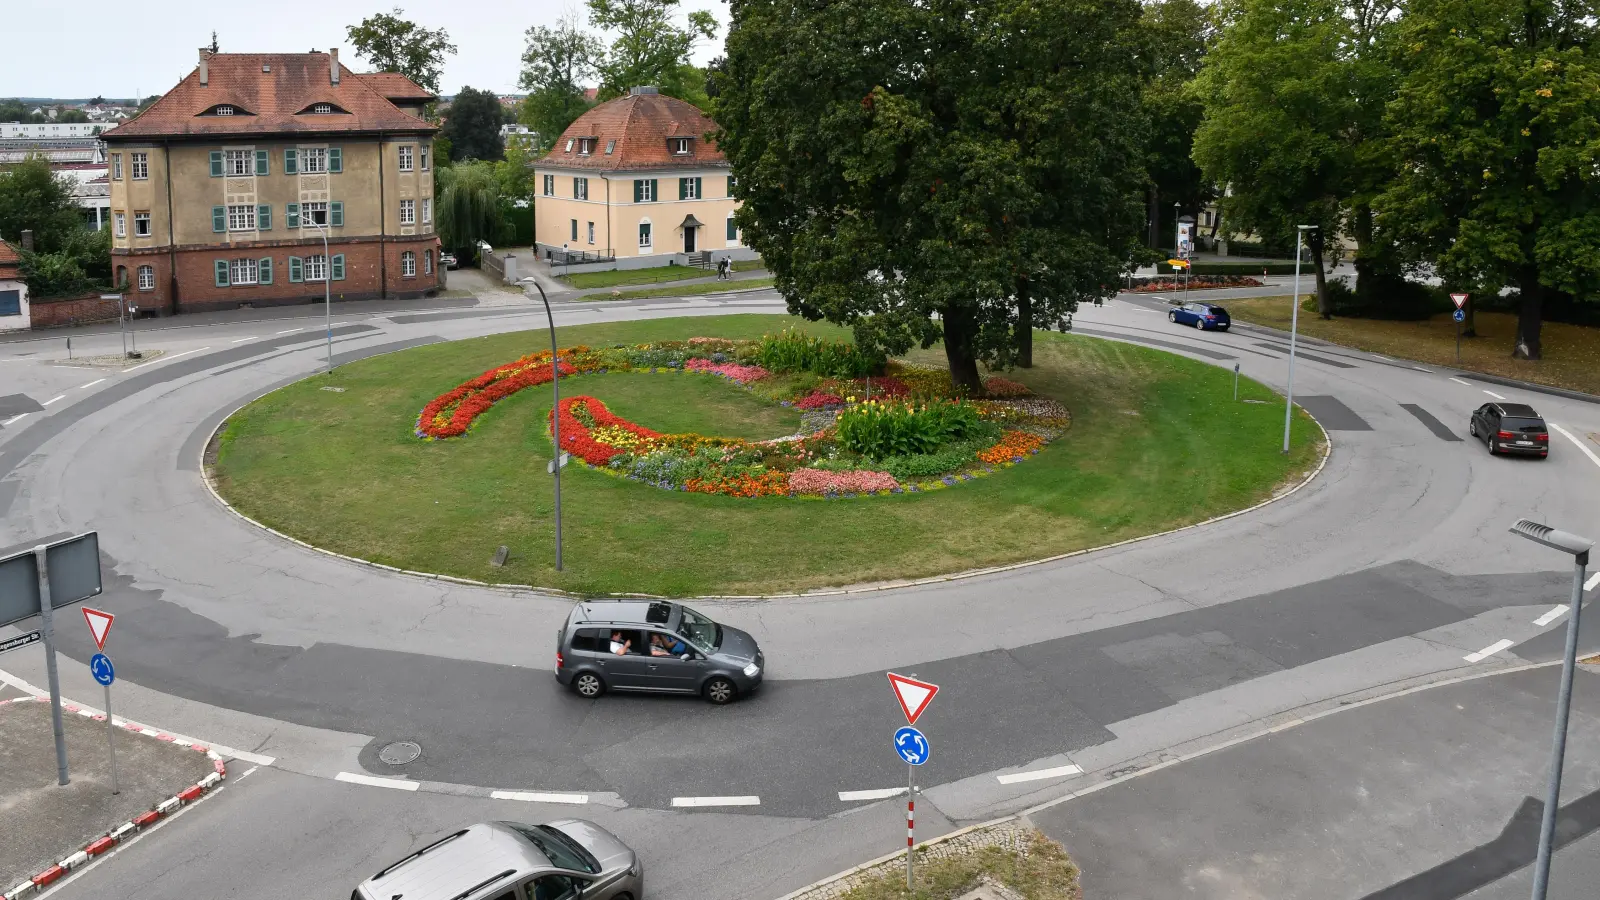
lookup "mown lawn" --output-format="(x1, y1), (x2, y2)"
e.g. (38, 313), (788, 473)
(602, 276), (776, 301)
(213, 314), (1322, 596)
(1226, 296), (1600, 396)
(562, 260), (765, 289)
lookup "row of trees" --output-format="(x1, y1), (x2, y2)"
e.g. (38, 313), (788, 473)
(1193, 0), (1600, 359)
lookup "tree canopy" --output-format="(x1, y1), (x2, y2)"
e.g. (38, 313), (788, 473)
(1141, 0), (1216, 249)
(0, 157), (112, 297)
(716, 0), (1151, 389)
(1376, 0), (1600, 359)
(519, 13), (604, 152)
(441, 87), (506, 162)
(345, 7), (457, 94)
(436, 160), (512, 260)
(588, 0), (717, 100)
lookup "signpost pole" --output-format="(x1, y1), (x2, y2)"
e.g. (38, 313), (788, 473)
(1233, 363), (1240, 402)
(906, 764), (915, 889)
(103, 679), (119, 794)
(35, 547), (69, 785)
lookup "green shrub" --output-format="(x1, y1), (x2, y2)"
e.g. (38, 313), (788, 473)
(835, 399), (990, 459)
(753, 327), (883, 378)
(879, 444), (979, 478)
(1156, 261), (1305, 276)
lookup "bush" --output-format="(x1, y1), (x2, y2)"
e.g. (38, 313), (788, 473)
(1325, 276), (1444, 321)
(835, 399), (992, 459)
(1156, 261), (1304, 276)
(878, 444), (979, 478)
(753, 328), (883, 378)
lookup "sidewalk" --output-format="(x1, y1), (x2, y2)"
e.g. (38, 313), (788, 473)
(0, 696), (219, 891)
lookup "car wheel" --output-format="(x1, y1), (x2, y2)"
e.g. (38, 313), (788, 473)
(1486, 432), (1496, 455)
(1194, 318), (1205, 330)
(1168, 311), (1177, 322)
(573, 671), (606, 699)
(1469, 420), (1478, 437)
(704, 677), (737, 705)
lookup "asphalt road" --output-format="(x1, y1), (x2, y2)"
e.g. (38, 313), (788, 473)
(3, 282), (1599, 899)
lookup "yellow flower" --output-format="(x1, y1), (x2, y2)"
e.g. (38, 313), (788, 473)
(1536, 88), (1554, 98)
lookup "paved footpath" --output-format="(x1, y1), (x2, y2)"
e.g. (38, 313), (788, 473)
(1032, 664), (1600, 900)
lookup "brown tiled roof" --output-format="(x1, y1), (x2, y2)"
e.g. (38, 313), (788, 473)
(0, 239), (21, 280)
(104, 52), (435, 141)
(355, 72), (436, 103)
(538, 91), (727, 172)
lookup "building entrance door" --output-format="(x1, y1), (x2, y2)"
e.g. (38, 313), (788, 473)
(684, 226), (697, 253)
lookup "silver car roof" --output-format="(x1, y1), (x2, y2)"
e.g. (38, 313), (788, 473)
(359, 822), (549, 900)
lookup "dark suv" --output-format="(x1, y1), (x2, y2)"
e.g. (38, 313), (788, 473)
(1469, 402), (1549, 457)
(555, 600), (764, 704)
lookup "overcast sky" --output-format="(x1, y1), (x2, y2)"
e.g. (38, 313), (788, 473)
(2, 0), (728, 100)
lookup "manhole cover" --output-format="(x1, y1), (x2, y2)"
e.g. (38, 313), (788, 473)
(379, 741), (422, 765)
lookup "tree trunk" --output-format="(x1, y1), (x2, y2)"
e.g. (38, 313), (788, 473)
(1513, 271), (1543, 359)
(1307, 229), (1331, 319)
(941, 302), (984, 396)
(1147, 187), (1160, 249)
(1463, 297), (1477, 338)
(1015, 275), (1033, 369)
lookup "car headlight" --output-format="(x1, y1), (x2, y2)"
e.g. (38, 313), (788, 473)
(743, 663), (760, 678)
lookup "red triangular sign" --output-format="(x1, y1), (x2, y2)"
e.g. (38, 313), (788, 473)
(82, 607), (114, 650)
(1451, 293), (1469, 310)
(887, 672), (939, 726)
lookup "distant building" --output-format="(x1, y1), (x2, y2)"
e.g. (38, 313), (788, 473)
(0, 123), (109, 139)
(501, 123), (538, 149)
(0, 239), (28, 332)
(101, 48), (442, 314)
(533, 86), (751, 268)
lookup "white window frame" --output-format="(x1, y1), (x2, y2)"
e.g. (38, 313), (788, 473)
(422, 197), (431, 224)
(399, 145), (414, 172)
(636, 179), (654, 202)
(134, 211), (151, 237)
(670, 137), (691, 155)
(424, 250), (433, 275)
(131, 152), (148, 180)
(312, 103), (332, 114)
(638, 219), (653, 249)
(543, 174), (554, 196)
(421, 145), (429, 170)
(215, 105), (235, 116)
(400, 199), (416, 225)
(301, 201), (329, 226)
(575, 177), (588, 200)
(112, 154), (122, 180)
(577, 138), (594, 155)
(136, 265), (154, 290)
(300, 147), (328, 173)
(587, 221), (595, 245)
(401, 251), (416, 277)
(229, 258), (259, 286)
(224, 149), (252, 176)
(113, 211), (126, 237)
(226, 204), (256, 231)
(683, 178), (699, 200)
(304, 254), (328, 282)
(564, 139), (574, 152)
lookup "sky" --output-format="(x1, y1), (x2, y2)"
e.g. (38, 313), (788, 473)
(1, 0), (729, 100)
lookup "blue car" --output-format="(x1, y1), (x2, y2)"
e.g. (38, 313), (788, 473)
(1169, 302), (1231, 331)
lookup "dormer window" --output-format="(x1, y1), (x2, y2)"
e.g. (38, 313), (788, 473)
(200, 104), (252, 117)
(313, 103), (333, 114)
(669, 137), (691, 155)
(215, 105), (235, 116)
(577, 138), (596, 155)
(564, 139), (574, 152)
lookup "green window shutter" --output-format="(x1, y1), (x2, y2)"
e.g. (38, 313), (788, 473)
(650, 179), (658, 202)
(257, 204), (271, 231)
(695, 177), (703, 199)
(727, 217), (738, 241)
(633, 180), (642, 203)
(330, 202), (343, 227)
(727, 175), (734, 196)
(679, 178), (687, 200)
(255, 150), (268, 176)
(286, 203), (300, 228)
(331, 254), (345, 281)
(214, 260), (229, 287)
(284, 149), (298, 174)
(211, 206), (225, 233)
(209, 151), (223, 177)
(259, 258), (273, 284)
(328, 147), (342, 173)
(288, 256), (303, 282)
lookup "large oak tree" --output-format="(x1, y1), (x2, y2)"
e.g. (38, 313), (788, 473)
(714, 0), (1150, 388)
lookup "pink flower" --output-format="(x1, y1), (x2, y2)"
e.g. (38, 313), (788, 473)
(684, 358), (771, 384)
(789, 468), (900, 495)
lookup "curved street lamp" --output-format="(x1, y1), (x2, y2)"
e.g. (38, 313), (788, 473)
(521, 277), (563, 571)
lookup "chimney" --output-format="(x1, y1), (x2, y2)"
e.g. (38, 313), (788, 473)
(198, 47), (212, 85)
(20, 230), (34, 252)
(330, 48), (340, 85)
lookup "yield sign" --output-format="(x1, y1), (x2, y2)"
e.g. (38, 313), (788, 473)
(82, 606), (114, 650)
(887, 672), (940, 726)
(1451, 293), (1470, 310)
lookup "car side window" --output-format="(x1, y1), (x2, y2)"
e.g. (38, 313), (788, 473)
(526, 874), (581, 900)
(604, 628), (646, 655)
(648, 630), (693, 658)
(570, 628), (606, 653)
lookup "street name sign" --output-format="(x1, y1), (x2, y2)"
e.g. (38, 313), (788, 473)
(82, 607), (114, 650)
(0, 630), (41, 655)
(887, 672), (940, 726)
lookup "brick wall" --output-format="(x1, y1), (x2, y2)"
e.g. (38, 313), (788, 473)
(29, 294), (123, 328)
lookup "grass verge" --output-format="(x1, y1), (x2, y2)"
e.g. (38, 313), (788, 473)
(599, 276), (776, 301)
(562, 260), (764, 289)
(212, 314), (1322, 596)
(820, 827), (1080, 900)
(1225, 296), (1600, 397)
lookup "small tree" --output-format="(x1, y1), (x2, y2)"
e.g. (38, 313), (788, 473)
(587, 0), (716, 99)
(346, 7), (458, 94)
(442, 87), (506, 162)
(0, 156), (83, 253)
(519, 13), (604, 152)
(436, 161), (511, 261)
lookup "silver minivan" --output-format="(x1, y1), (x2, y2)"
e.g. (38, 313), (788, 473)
(554, 599), (764, 704)
(352, 820), (643, 900)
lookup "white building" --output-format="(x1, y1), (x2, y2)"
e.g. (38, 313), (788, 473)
(0, 122), (110, 139)
(0, 240), (29, 332)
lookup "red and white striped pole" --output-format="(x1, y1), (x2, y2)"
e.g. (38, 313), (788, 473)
(906, 765), (916, 888)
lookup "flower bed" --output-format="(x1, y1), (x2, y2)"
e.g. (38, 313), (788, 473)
(415, 336), (1071, 499)
(1128, 275), (1264, 292)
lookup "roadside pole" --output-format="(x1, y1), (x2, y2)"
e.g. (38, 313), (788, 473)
(85, 609), (118, 795)
(1283, 225), (1316, 454)
(888, 673), (939, 891)
(35, 547), (70, 785)
(1233, 363), (1240, 401)
(1451, 294), (1470, 364)
(104, 677), (118, 793)
(906, 765), (915, 888)
(529, 280), (564, 571)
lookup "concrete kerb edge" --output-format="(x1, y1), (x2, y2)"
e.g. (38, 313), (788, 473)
(0, 696), (228, 900)
(195, 370), (1334, 602)
(770, 654), (1597, 900)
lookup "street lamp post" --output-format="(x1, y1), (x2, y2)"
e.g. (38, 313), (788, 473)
(1508, 519), (1592, 900)
(522, 278), (563, 571)
(306, 216), (333, 371)
(1282, 225), (1317, 455)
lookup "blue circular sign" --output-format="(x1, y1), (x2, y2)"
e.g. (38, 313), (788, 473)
(1453, 309), (1466, 323)
(90, 653), (114, 686)
(893, 726), (930, 766)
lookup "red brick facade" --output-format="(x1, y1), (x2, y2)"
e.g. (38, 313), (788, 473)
(28, 294), (124, 328)
(111, 235), (441, 313)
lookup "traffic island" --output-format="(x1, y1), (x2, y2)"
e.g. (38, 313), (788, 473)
(0, 696), (224, 898)
(780, 821), (1080, 900)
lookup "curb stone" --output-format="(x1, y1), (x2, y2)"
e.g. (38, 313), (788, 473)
(774, 819), (1032, 900)
(0, 697), (227, 900)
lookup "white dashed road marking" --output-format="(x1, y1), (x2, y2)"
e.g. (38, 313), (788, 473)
(335, 772), (419, 791)
(838, 788), (907, 802)
(78, 378), (105, 389)
(2, 413), (27, 426)
(1483, 390), (1507, 400)
(1587, 572), (1600, 592)
(996, 764), (1084, 785)
(1372, 354), (1392, 361)
(1449, 377), (1472, 386)
(671, 796), (760, 808)
(490, 791), (588, 804)
(41, 394), (66, 406)
(1412, 366), (1431, 372)
(1534, 606), (1568, 627)
(1551, 423), (1600, 471)
(1464, 639), (1516, 663)
(122, 346), (210, 372)
(276, 328), (300, 334)
(231, 337), (255, 343)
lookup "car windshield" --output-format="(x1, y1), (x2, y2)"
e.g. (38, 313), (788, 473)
(506, 823), (599, 874)
(1207, 306), (1228, 316)
(675, 605), (722, 652)
(1501, 417), (1545, 432)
